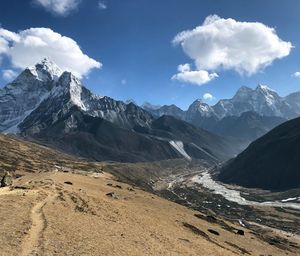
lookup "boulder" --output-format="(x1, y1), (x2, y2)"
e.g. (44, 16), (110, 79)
(237, 229), (245, 236)
(1, 171), (13, 187)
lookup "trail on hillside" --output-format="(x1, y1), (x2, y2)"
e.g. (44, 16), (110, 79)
(21, 191), (56, 256)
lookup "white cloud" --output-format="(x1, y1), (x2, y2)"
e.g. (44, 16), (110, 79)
(98, 1), (107, 10)
(203, 93), (215, 101)
(32, 0), (81, 16)
(173, 15), (292, 76)
(2, 69), (18, 81)
(293, 72), (300, 78)
(177, 63), (191, 73)
(0, 27), (101, 78)
(172, 64), (218, 86)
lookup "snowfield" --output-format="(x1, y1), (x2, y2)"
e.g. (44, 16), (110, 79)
(169, 140), (191, 161)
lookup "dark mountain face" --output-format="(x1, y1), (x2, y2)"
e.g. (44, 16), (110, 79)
(143, 104), (186, 120)
(204, 111), (287, 142)
(4, 59), (244, 163)
(218, 117), (300, 191)
(135, 115), (246, 162)
(26, 107), (182, 163)
(25, 110), (244, 163)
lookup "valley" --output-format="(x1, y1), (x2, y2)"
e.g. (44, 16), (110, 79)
(0, 60), (300, 255)
(1, 3), (300, 255)
(0, 134), (299, 255)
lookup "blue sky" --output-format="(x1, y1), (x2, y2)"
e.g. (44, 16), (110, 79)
(1, 0), (300, 109)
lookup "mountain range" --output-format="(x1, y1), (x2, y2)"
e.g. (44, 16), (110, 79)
(144, 85), (300, 120)
(1, 58), (300, 165)
(143, 85), (300, 141)
(0, 58), (243, 163)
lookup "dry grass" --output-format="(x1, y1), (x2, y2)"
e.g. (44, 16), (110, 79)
(0, 134), (299, 255)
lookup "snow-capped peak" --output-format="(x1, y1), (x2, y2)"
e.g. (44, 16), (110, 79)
(27, 57), (63, 82)
(256, 84), (275, 93)
(55, 71), (87, 111)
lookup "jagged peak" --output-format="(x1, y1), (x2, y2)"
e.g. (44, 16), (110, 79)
(255, 84), (275, 93)
(58, 71), (81, 85)
(190, 98), (207, 106)
(237, 85), (252, 92)
(142, 102), (162, 110)
(26, 57), (63, 82)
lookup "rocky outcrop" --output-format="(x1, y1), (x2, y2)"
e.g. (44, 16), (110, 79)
(1, 171), (13, 187)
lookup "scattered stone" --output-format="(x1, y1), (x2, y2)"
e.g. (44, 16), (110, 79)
(13, 185), (28, 190)
(182, 222), (209, 240)
(64, 181), (73, 185)
(237, 229), (245, 236)
(208, 229), (220, 236)
(115, 185), (122, 189)
(194, 213), (217, 223)
(127, 187), (135, 192)
(178, 238), (190, 243)
(106, 192), (118, 199)
(225, 241), (251, 255)
(1, 171), (13, 187)
(107, 183), (113, 187)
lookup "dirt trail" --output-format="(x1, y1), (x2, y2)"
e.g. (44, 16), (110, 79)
(21, 191), (57, 256)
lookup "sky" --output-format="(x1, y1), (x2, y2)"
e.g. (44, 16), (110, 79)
(1, 0), (300, 110)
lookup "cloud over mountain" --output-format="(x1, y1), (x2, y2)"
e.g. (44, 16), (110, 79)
(172, 63), (218, 85)
(172, 15), (292, 84)
(0, 27), (101, 78)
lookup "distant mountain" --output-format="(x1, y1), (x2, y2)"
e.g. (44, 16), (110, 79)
(0, 58), (243, 163)
(141, 85), (299, 142)
(142, 102), (162, 111)
(144, 104), (186, 120)
(135, 115), (245, 162)
(26, 106), (182, 162)
(144, 85), (300, 122)
(213, 85), (297, 119)
(285, 91), (300, 114)
(218, 117), (300, 190)
(204, 111), (286, 142)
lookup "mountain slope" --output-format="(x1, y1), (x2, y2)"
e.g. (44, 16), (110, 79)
(144, 104), (186, 120)
(0, 59), (153, 133)
(0, 59), (243, 163)
(24, 106), (181, 162)
(19, 71), (153, 133)
(205, 111), (286, 141)
(218, 117), (300, 190)
(0, 58), (61, 132)
(135, 115), (245, 162)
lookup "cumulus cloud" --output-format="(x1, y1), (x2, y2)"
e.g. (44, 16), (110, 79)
(0, 26), (101, 78)
(293, 72), (300, 78)
(203, 93), (215, 101)
(172, 63), (218, 86)
(2, 69), (18, 81)
(173, 15), (292, 76)
(32, 0), (81, 16)
(98, 1), (107, 10)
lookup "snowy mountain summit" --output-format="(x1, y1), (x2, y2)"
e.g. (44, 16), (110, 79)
(144, 84), (300, 123)
(0, 58), (152, 133)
